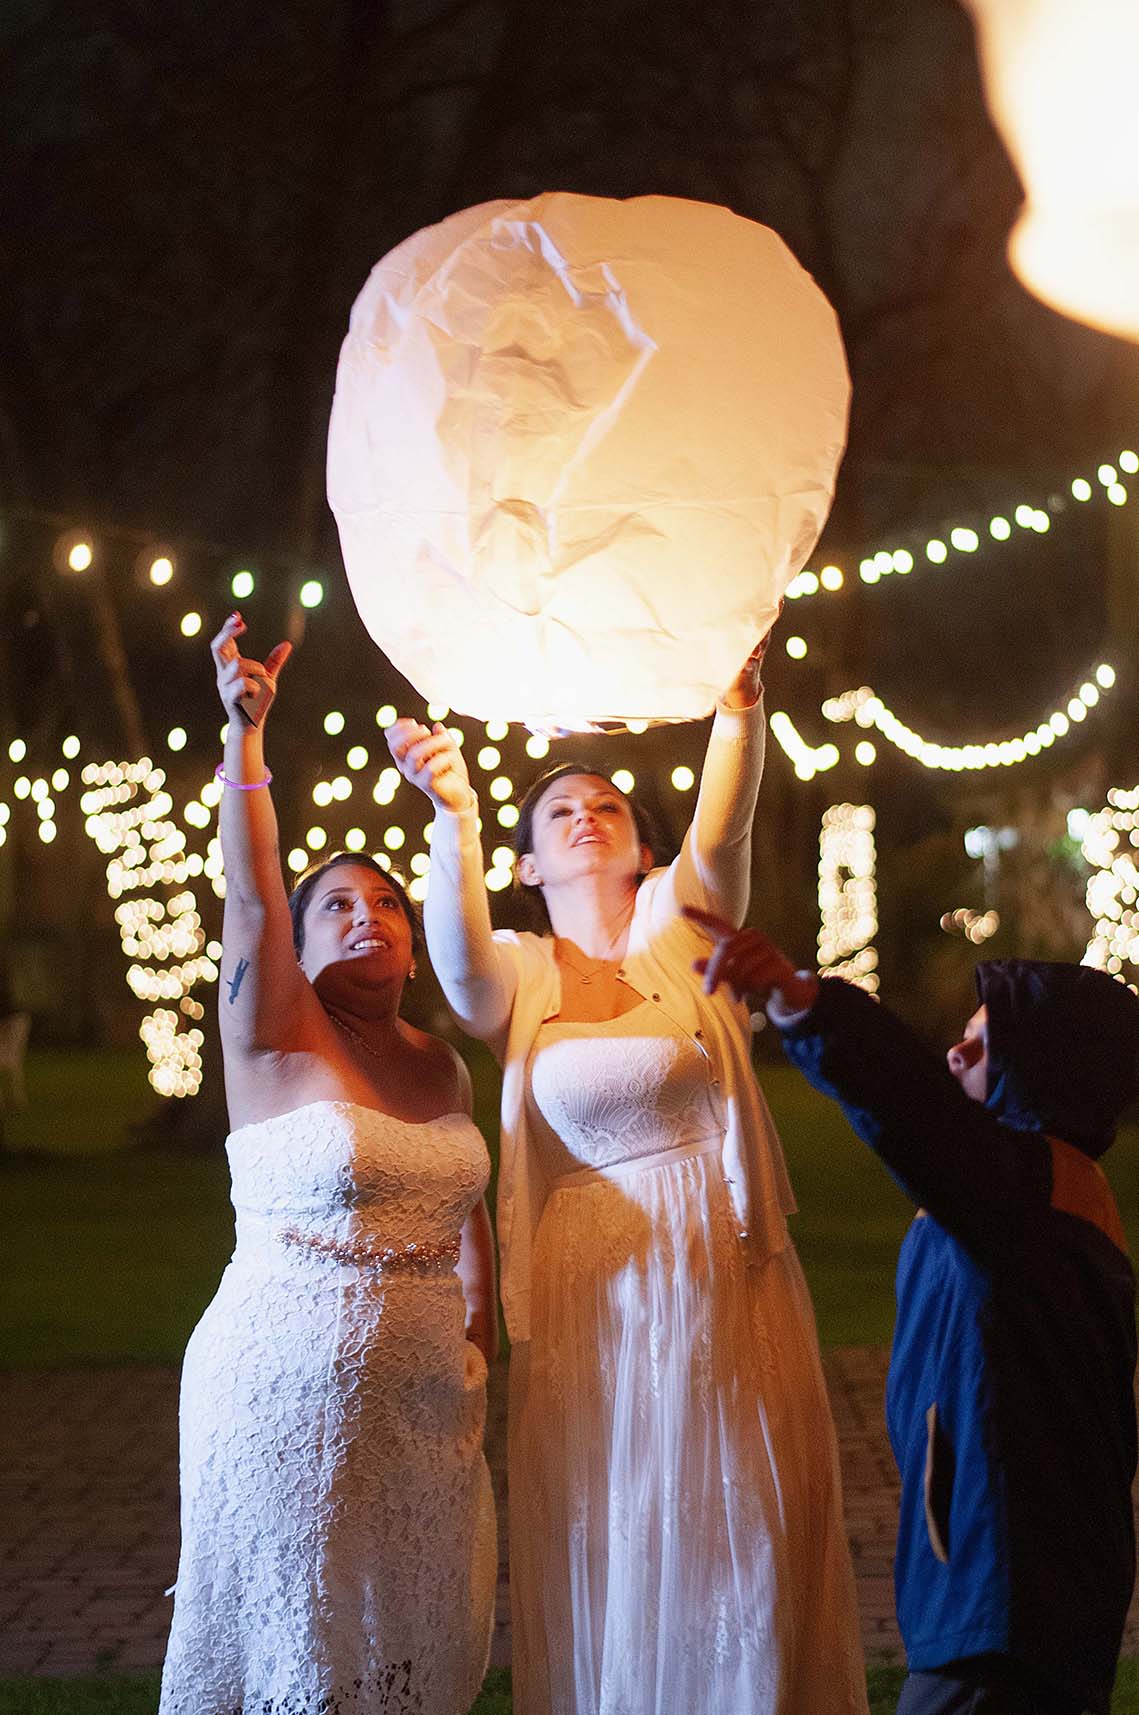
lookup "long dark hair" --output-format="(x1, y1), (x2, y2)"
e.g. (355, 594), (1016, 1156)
(510, 761), (673, 928)
(288, 852), (420, 957)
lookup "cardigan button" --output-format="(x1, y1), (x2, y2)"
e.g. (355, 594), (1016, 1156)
(694, 1029), (704, 1039)
(652, 992), (661, 1003)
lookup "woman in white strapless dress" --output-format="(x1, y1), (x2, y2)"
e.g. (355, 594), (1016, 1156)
(159, 615), (497, 1715)
(388, 631), (867, 1715)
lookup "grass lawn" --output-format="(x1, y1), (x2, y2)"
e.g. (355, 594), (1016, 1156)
(3, 1048), (1139, 1364)
(3, 1663), (1139, 1714)
(3, 1048), (1139, 1706)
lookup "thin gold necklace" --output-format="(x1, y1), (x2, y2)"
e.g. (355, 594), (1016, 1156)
(555, 938), (623, 987)
(331, 1013), (391, 1062)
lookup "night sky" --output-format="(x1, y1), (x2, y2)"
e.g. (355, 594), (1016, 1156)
(2, 0), (1137, 991)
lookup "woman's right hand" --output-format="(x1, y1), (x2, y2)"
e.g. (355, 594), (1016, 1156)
(386, 718), (476, 813)
(210, 613), (292, 727)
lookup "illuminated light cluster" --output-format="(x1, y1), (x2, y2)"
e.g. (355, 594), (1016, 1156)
(786, 566), (843, 599)
(858, 548), (915, 584)
(485, 844), (516, 894)
(372, 767), (400, 807)
(79, 758), (216, 1096)
(817, 804), (879, 994)
(1081, 786), (1139, 984)
(140, 1010), (207, 1099)
(783, 446), (1135, 603)
(0, 752), (78, 845)
(822, 665), (1116, 770)
(671, 765), (695, 791)
(769, 711), (839, 782)
(940, 906), (1000, 944)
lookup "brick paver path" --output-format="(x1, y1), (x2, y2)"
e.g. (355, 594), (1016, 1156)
(3, 1352), (1138, 1677)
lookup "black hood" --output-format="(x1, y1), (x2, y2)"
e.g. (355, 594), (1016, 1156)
(976, 960), (1139, 1158)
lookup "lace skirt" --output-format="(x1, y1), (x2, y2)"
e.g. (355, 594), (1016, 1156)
(508, 1150), (867, 1715)
(159, 1253), (496, 1715)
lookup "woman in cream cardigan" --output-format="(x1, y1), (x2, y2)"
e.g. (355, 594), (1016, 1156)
(388, 634), (865, 1715)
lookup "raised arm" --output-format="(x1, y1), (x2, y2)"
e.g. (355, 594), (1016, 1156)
(685, 911), (1050, 1257)
(386, 719), (517, 1047)
(210, 613), (308, 1057)
(659, 634), (770, 928)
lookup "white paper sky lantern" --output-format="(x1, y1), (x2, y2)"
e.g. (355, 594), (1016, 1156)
(327, 192), (849, 727)
(966, 0), (1139, 342)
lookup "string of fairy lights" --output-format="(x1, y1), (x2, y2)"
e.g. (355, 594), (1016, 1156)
(782, 447), (1138, 606)
(816, 664), (1117, 774)
(1, 442), (1135, 1094)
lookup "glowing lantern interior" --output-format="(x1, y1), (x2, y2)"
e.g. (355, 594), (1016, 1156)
(328, 192), (849, 727)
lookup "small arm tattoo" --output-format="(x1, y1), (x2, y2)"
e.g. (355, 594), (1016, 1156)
(227, 957), (251, 1004)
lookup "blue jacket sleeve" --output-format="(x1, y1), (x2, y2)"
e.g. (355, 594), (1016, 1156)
(778, 977), (1051, 1258)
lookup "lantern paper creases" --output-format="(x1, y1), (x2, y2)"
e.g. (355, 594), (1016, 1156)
(327, 192), (850, 727)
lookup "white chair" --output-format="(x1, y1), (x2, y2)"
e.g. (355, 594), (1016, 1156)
(0, 1012), (31, 1108)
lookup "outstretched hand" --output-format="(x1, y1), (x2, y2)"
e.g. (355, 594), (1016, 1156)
(210, 613), (292, 728)
(721, 600), (784, 710)
(386, 717), (476, 814)
(682, 906), (819, 1013)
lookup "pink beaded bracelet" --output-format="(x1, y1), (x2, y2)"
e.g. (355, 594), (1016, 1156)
(215, 763), (273, 790)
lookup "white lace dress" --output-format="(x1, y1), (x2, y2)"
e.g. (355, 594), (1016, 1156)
(510, 1005), (867, 1715)
(158, 1099), (497, 1715)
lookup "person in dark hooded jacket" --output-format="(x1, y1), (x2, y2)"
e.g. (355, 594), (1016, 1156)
(684, 907), (1139, 1715)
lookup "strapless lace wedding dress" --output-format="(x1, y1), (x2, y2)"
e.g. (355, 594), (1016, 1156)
(509, 1004), (867, 1715)
(158, 1099), (496, 1715)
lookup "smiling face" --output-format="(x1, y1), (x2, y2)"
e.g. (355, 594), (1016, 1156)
(297, 863), (415, 999)
(517, 773), (652, 895)
(946, 1004), (989, 1103)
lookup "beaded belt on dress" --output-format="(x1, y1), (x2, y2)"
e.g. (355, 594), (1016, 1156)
(550, 1133), (721, 1190)
(276, 1226), (461, 1274)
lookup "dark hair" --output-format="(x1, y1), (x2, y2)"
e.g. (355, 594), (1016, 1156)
(510, 761), (672, 927)
(288, 852), (420, 957)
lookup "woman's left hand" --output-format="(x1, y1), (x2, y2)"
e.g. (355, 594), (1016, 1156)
(682, 906), (819, 1012)
(720, 603), (782, 710)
